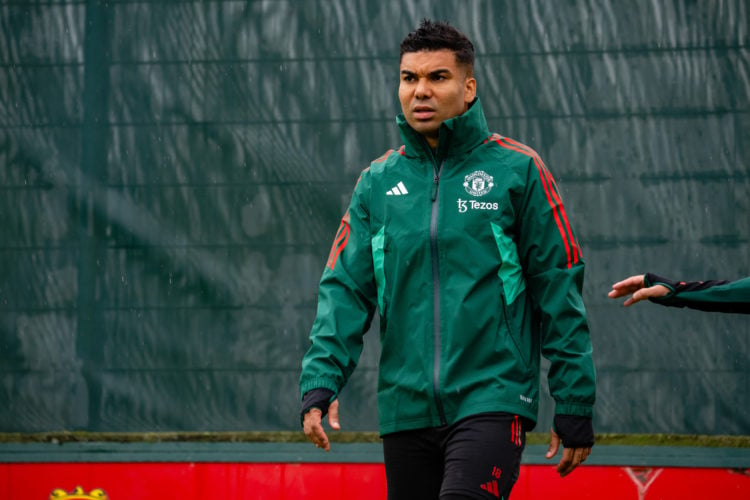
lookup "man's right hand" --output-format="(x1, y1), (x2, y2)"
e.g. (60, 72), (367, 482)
(302, 399), (340, 451)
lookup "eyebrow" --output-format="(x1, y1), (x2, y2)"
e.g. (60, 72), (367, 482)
(400, 68), (452, 78)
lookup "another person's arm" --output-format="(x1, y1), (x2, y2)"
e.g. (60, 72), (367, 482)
(609, 273), (750, 314)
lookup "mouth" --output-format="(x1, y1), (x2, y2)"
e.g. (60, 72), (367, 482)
(412, 105), (435, 120)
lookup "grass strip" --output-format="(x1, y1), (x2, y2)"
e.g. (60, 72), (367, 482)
(0, 431), (748, 448)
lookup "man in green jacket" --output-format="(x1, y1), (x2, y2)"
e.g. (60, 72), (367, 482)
(300, 19), (596, 499)
(609, 273), (750, 313)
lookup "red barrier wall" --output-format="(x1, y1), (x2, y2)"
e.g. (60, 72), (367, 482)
(3, 463), (749, 499)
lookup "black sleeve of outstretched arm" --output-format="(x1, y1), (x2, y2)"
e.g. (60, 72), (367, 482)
(644, 273), (750, 314)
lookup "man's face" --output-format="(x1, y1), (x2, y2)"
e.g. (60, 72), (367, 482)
(399, 49), (476, 148)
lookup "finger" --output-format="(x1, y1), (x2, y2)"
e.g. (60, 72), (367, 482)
(573, 447), (585, 465)
(328, 400), (341, 430)
(545, 428), (560, 459)
(310, 423), (330, 451)
(316, 427), (331, 451)
(625, 287), (655, 306)
(559, 448), (587, 477)
(609, 283), (629, 294)
(610, 276), (640, 291)
(556, 447), (575, 477)
(610, 286), (640, 300)
(571, 447), (585, 471)
(557, 448), (580, 477)
(609, 288), (638, 299)
(630, 289), (648, 303)
(628, 288), (655, 306)
(303, 410), (330, 451)
(302, 408), (322, 437)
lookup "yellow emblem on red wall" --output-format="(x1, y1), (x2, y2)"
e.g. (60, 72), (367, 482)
(49, 486), (109, 500)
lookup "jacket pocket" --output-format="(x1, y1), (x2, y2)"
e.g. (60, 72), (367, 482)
(492, 222), (532, 371)
(499, 289), (532, 372)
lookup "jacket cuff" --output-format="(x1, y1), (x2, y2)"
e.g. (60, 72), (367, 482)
(299, 377), (340, 398)
(554, 402), (594, 418)
(300, 388), (335, 426)
(644, 273), (678, 295)
(553, 414), (594, 448)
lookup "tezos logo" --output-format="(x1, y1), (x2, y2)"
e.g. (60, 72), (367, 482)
(457, 198), (498, 213)
(464, 170), (494, 196)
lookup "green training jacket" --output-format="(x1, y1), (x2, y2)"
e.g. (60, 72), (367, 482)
(300, 98), (596, 435)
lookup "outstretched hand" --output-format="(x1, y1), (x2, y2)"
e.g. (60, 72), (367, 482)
(545, 427), (591, 477)
(608, 274), (669, 307)
(302, 399), (340, 452)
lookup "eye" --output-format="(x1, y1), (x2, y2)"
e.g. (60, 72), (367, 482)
(402, 74), (415, 82)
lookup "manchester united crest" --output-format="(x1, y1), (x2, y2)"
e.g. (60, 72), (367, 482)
(463, 170), (494, 196)
(49, 486), (109, 500)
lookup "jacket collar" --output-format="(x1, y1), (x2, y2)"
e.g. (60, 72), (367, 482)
(396, 97), (490, 163)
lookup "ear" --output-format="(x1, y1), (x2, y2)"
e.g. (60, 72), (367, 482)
(464, 76), (477, 104)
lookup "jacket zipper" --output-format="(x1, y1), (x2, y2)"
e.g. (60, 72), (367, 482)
(430, 160), (446, 426)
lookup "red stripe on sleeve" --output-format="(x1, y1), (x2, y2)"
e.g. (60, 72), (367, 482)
(326, 212), (351, 270)
(502, 137), (582, 262)
(493, 138), (573, 268)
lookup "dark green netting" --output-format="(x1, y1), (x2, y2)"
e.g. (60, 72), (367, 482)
(0, 0), (748, 435)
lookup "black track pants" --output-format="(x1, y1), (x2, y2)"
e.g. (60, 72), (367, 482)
(382, 412), (527, 500)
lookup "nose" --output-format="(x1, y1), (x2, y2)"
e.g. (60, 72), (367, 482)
(414, 77), (431, 99)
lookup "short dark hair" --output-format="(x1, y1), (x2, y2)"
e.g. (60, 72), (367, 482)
(400, 19), (475, 71)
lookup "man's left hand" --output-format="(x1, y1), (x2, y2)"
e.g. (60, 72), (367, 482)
(545, 428), (592, 477)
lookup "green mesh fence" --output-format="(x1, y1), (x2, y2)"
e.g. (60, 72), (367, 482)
(0, 0), (748, 435)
